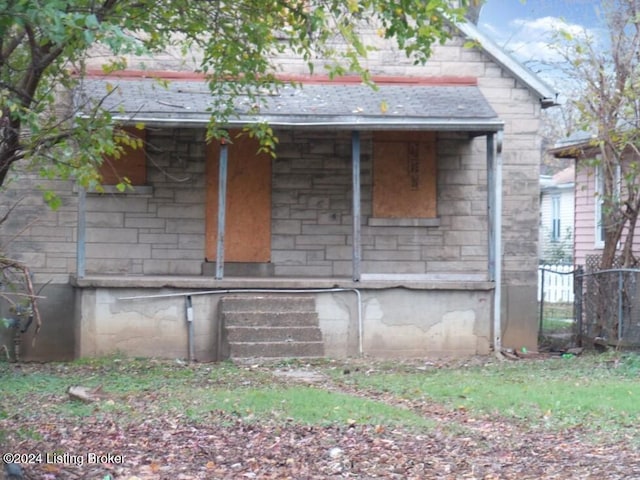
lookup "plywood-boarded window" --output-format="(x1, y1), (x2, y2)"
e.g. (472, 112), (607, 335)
(99, 127), (147, 186)
(372, 131), (436, 218)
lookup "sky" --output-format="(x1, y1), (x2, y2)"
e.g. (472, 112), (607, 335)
(477, 0), (603, 88)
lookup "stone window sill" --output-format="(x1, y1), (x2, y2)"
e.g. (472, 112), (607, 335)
(74, 185), (153, 196)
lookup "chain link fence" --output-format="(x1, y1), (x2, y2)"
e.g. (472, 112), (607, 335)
(538, 259), (640, 350)
(575, 256), (640, 348)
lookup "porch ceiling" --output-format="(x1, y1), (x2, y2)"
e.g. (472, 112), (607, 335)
(75, 77), (503, 134)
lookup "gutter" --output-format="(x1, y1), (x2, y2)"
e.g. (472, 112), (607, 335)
(101, 114), (504, 133)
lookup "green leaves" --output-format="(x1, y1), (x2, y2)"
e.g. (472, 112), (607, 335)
(40, 188), (63, 210)
(0, 0), (466, 204)
(243, 123), (279, 158)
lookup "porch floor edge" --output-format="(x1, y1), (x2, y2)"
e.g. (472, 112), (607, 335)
(70, 274), (494, 291)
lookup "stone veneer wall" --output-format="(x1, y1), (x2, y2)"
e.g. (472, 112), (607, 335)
(274, 30), (543, 290)
(0, 129), (208, 281)
(1, 126), (488, 280)
(84, 129), (207, 276)
(83, 24), (543, 288)
(271, 129), (488, 277)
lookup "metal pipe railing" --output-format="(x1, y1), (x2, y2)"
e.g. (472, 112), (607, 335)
(119, 287), (363, 361)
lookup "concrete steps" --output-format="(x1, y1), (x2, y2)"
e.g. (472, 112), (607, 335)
(220, 295), (324, 360)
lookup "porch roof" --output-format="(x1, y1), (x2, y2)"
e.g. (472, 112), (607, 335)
(75, 76), (503, 134)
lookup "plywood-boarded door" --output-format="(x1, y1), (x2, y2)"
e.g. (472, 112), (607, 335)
(205, 135), (271, 262)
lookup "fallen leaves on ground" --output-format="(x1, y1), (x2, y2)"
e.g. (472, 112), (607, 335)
(1, 359), (639, 479)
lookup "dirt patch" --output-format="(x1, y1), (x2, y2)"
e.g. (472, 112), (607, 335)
(272, 368), (327, 384)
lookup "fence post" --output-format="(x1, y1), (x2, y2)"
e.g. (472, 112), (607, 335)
(618, 270), (623, 341)
(539, 267), (545, 335)
(574, 266), (583, 347)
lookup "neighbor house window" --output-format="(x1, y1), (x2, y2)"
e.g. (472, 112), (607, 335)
(551, 194), (561, 242)
(370, 131), (437, 226)
(98, 127), (147, 186)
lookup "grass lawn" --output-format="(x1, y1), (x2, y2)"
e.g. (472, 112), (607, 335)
(1, 352), (640, 479)
(332, 353), (640, 436)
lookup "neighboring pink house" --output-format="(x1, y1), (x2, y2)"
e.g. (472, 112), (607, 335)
(551, 138), (640, 269)
(573, 159), (603, 268)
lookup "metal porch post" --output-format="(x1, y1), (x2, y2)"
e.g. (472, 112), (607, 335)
(352, 131), (361, 282)
(215, 140), (228, 280)
(487, 134), (495, 281)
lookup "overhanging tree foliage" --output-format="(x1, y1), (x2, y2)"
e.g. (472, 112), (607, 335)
(555, 0), (640, 269)
(0, 0), (473, 197)
(0, 0), (475, 350)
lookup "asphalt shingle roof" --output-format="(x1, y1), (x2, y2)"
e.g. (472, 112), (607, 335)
(76, 77), (503, 132)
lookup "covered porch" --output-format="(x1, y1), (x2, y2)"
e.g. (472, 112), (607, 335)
(71, 74), (504, 360)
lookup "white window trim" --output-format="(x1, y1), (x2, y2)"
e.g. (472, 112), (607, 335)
(551, 194), (561, 242)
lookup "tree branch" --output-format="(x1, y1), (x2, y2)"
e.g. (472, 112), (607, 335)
(0, 29), (27, 67)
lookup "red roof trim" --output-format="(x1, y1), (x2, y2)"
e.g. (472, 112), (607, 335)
(82, 69), (477, 86)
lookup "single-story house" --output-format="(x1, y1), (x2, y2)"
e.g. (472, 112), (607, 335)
(0, 21), (556, 361)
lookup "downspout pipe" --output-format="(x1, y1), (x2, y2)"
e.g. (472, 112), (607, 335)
(493, 131), (503, 357)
